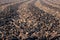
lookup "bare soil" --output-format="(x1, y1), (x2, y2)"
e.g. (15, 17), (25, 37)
(0, 0), (60, 40)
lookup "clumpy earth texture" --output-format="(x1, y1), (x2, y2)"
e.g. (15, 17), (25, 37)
(0, 0), (60, 40)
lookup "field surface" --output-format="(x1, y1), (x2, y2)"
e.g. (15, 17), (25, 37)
(0, 0), (60, 40)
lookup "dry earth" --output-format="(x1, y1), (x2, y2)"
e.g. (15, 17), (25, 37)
(0, 0), (60, 40)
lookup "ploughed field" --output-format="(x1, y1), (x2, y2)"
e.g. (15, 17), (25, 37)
(0, 0), (60, 40)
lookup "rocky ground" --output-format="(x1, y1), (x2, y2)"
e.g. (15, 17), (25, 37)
(0, 0), (60, 40)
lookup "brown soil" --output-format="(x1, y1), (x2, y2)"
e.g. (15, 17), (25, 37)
(0, 0), (60, 40)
